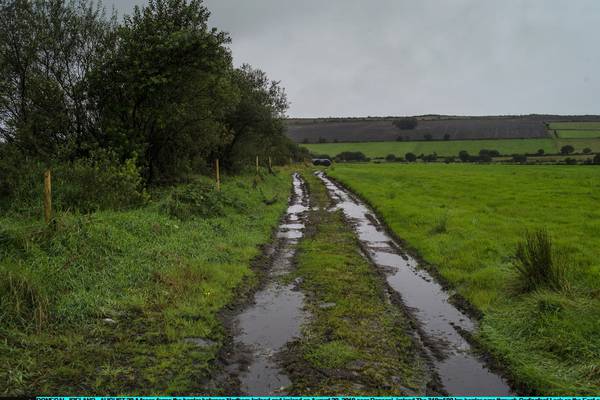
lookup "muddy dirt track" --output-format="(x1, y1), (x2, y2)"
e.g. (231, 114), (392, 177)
(219, 171), (514, 396)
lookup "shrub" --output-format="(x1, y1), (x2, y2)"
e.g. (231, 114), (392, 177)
(424, 134), (433, 141)
(536, 149), (545, 156)
(392, 117), (418, 130)
(422, 153), (437, 162)
(458, 150), (470, 162)
(565, 157), (577, 165)
(165, 180), (242, 220)
(405, 152), (417, 162)
(0, 149), (147, 214)
(582, 147), (592, 154)
(335, 151), (367, 162)
(560, 145), (575, 155)
(53, 156), (148, 212)
(594, 154), (600, 164)
(512, 154), (527, 163)
(513, 229), (568, 292)
(385, 154), (396, 162)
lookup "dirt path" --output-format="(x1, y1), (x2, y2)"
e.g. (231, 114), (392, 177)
(224, 173), (309, 395)
(315, 171), (513, 396)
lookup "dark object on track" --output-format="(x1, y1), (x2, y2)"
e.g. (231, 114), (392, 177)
(312, 158), (332, 166)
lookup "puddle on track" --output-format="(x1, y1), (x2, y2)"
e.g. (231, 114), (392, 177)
(316, 172), (513, 396)
(231, 173), (308, 395)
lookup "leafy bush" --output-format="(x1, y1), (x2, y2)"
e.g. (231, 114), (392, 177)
(582, 147), (592, 154)
(561, 145), (575, 155)
(513, 229), (568, 292)
(458, 150), (470, 162)
(405, 152), (417, 162)
(335, 151), (367, 162)
(385, 154), (396, 162)
(165, 180), (244, 220)
(392, 117), (418, 130)
(565, 157), (578, 165)
(512, 154), (527, 163)
(0, 148), (147, 214)
(53, 156), (148, 213)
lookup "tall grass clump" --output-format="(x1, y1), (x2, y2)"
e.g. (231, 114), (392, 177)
(513, 229), (568, 292)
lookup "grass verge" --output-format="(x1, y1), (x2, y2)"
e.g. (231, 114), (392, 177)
(0, 171), (291, 395)
(284, 172), (428, 395)
(327, 163), (600, 395)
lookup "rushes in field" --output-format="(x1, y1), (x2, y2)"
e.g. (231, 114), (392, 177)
(513, 229), (568, 292)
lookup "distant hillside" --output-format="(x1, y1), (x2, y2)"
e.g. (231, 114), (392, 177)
(285, 115), (600, 143)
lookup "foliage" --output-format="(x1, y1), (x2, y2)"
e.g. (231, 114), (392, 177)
(405, 152), (417, 162)
(164, 179), (243, 220)
(385, 154), (396, 162)
(1, 0), (301, 196)
(513, 229), (568, 292)
(561, 145), (575, 155)
(392, 117), (418, 130)
(512, 154), (527, 163)
(335, 151), (367, 162)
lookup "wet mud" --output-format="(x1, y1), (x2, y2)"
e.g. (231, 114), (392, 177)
(316, 171), (513, 396)
(227, 173), (309, 395)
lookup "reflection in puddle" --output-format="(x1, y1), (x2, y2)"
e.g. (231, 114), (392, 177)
(316, 172), (512, 396)
(232, 173), (308, 395)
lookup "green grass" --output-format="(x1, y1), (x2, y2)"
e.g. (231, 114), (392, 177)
(304, 138), (559, 158)
(0, 171), (291, 395)
(327, 163), (600, 395)
(549, 122), (600, 130)
(555, 130), (600, 139)
(556, 139), (600, 152)
(289, 172), (426, 395)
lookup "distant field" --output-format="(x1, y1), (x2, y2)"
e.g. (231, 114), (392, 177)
(304, 138), (557, 157)
(549, 122), (600, 139)
(556, 130), (600, 139)
(304, 138), (600, 157)
(549, 122), (600, 130)
(328, 163), (600, 394)
(556, 138), (600, 152)
(287, 117), (549, 143)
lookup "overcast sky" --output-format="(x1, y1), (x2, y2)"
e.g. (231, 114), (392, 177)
(106, 0), (600, 117)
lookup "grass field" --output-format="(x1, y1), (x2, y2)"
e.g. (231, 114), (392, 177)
(549, 122), (600, 130)
(549, 122), (600, 139)
(327, 163), (600, 395)
(555, 130), (600, 139)
(304, 138), (600, 158)
(0, 172), (291, 395)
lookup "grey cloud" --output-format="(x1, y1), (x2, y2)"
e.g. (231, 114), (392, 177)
(106, 0), (600, 117)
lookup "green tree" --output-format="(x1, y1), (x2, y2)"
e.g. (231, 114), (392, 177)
(560, 145), (575, 155)
(89, 0), (237, 182)
(222, 64), (291, 170)
(393, 117), (418, 130)
(458, 150), (470, 162)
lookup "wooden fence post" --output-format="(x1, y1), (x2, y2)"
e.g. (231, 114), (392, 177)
(215, 159), (220, 191)
(256, 155), (259, 174)
(43, 169), (52, 224)
(268, 156), (272, 170)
